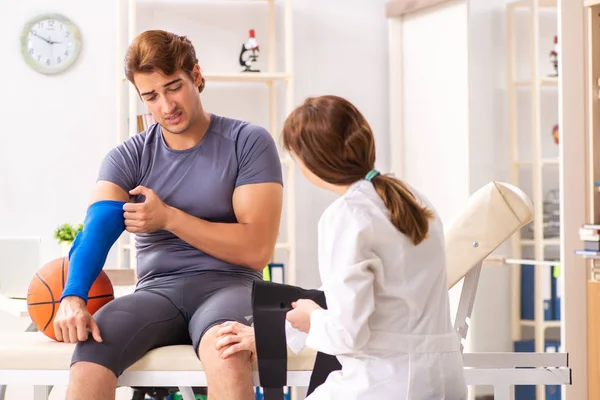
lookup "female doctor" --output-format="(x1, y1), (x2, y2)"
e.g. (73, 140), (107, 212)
(216, 95), (467, 399)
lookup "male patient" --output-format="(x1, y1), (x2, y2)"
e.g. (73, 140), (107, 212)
(53, 29), (283, 400)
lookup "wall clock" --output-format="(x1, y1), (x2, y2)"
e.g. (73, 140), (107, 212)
(20, 13), (82, 75)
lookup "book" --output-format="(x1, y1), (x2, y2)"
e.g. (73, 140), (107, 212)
(575, 249), (600, 257)
(585, 241), (600, 251)
(136, 113), (156, 132)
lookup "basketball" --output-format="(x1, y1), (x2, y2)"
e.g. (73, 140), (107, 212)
(26, 256), (114, 341)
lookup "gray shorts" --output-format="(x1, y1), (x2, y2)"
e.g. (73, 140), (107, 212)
(71, 270), (258, 377)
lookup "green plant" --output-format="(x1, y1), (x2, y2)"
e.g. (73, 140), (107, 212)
(54, 223), (83, 244)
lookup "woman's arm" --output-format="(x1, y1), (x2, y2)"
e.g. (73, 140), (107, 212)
(303, 205), (379, 356)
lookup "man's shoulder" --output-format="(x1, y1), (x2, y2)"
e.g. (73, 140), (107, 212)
(112, 125), (155, 153)
(209, 114), (270, 144)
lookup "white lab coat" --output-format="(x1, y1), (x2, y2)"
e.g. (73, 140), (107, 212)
(286, 180), (466, 400)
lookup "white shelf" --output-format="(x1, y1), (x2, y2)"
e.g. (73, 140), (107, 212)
(507, 3), (561, 398)
(138, 0), (272, 4)
(280, 155), (293, 167)
(520, 238), (560, 246)
(205, 72), (291, 83)
(511, 0), (557, 9)
(515, 158), (559, 166)
(275, 242), (290, 250)
(0, 294), (28, 318)
(122, 72), (291, 83)
(520, 320), (561, 329)
(513, 77), (558, 87)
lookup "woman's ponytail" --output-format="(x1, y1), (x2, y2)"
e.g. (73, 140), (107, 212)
(279, 95), (434, 245)
(370, 173), (434, 246)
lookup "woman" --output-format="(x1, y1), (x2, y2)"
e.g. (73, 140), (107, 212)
(216, 95), (467, 399)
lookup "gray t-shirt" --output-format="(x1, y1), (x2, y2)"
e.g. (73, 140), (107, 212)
(98, 114), (283, 285)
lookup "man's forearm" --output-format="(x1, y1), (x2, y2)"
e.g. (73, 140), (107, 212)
(164, 206), (272, 271)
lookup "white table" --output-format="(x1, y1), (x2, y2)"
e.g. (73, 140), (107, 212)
(0, 295), (29, 320)
(0, 286), (135, 400)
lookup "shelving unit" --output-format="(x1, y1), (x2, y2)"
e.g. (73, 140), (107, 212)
(506, 1), (560, 399)
(113, 0), (297, 285)
(582, 3), (600, 398)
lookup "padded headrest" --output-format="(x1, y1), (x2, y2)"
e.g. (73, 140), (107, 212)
(445, 181), (534, 288)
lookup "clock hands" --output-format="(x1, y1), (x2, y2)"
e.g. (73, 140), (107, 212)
(32, 32), (50, 44)
(32, 32), (63, 45)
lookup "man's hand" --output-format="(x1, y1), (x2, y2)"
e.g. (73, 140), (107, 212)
(123, 186), (172, 233)
(215, 321), (257, 362)
(286, 299), (323, 333)
(54, 296), (102, 343)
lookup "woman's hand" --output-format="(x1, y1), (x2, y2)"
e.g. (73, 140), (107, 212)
(215, 321), (257, 362)
(286, 299), (323, 333)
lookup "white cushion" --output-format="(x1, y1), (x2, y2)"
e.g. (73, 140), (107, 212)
(0, 332), (317, 372)
(446, 181), (533, 288)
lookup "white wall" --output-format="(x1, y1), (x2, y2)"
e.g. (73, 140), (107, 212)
(0, 2), (119, 398)
(399, 0), (471, 358)
(287, 0), (391, 288)
(1, 1), (118, 266)
(401, 0), (470, 227)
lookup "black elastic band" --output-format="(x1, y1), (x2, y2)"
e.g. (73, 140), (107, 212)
(263, 387), (283, 400)
(252, 280), (341, 399)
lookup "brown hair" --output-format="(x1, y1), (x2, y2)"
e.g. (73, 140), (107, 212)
(282, 95), (435, 246)
(124, 30), (205, 93)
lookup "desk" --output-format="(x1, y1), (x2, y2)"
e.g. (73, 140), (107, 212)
(0, 295), (28, 320)
(0, 285), (135, 400)
(0, 286), (135, 323)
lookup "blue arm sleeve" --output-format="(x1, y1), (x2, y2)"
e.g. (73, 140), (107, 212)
(61, 200), (126, 302)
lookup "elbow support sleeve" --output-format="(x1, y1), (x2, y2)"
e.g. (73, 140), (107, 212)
(61, 200), (126, 302)
(252, 280), (342, 399)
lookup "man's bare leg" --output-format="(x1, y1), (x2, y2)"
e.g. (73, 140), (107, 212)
(66, 361), (117, 400)
(199, 325), (254, 400)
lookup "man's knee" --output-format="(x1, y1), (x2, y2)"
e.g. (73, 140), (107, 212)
(71, 359), (115, 375)
(67, 360), (117, 400)
(69, 360), (117, 385)
(199, 324), (252, 375)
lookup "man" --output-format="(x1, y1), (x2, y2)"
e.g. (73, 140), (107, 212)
(53, 29), (283, 400)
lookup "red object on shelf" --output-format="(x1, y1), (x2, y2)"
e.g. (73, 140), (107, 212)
(552, 124), (559, 145)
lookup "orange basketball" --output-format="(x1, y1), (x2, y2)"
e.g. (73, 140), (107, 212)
(26, 256), (114, 341)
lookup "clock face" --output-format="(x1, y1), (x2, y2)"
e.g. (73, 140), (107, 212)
(20, 14), (81, 75)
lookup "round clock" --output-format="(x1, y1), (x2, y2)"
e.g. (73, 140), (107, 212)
(20, 13), (82, 75)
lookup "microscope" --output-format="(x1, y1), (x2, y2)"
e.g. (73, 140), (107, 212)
(239, 29), (260, 72)
(549, 35), (558, 77)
